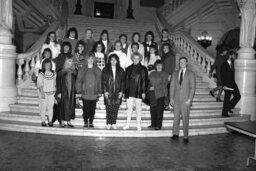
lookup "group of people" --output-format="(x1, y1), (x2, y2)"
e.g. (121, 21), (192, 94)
(35, 28), (178, 129)
(34, 25), (241, 144)
(209, 46), (241, 117)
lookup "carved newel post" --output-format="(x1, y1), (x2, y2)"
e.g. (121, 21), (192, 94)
(236, 0), (256, 120)
(0, 0), (17, 111)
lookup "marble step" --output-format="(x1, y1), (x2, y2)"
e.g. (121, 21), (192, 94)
(0, 112), (248, 128)
(10, 102), (223, 113)
(16, 97), (223, 108)
(0, 119), (230, 137)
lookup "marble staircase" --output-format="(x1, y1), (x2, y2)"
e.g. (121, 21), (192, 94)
(0, 61), (250, 137)
(0, 16), (250, 137)
(67, 15), (159, 43)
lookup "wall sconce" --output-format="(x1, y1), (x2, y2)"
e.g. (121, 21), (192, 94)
(197, 31), (212, 49)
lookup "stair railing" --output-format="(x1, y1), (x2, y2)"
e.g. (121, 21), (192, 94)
(155, 7), (216, 88)
(16, 0), (68, 93)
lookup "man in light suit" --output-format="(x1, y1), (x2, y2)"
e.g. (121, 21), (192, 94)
(170, 57), (196, 143)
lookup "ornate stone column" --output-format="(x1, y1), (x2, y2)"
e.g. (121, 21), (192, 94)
(0, 0), (17, 111)
(235, 0), (256, 120)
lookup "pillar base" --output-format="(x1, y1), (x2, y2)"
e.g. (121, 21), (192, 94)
(0, 29), (17, 112)
(235, 47), (256, 120)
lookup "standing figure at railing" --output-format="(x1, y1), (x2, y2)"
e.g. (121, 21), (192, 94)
(63, 27), (78, 55)
(170, 57), (196, 144)
(41, 31), (61, 59)
(37, 59), (57, 127)
(143, 31), (158, 62)
(209, 46), (228, 102)
(83, 28), (96, 55)
(102, 54), (125, 130)
(161, 43), (176, 109)
(76, 53), (102, 128)
(123, 52), (148, 131)
(127, 32), (145, 65)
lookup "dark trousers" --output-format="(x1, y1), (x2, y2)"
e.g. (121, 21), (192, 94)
(51, 104), (61, 124)
(222, 83), (241, 116)
(106, 104), (120, 125)
(82, 99), (97, 124)
(150, 97), (165, 128)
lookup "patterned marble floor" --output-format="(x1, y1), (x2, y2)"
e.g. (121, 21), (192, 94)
(0, 130), (255, 171)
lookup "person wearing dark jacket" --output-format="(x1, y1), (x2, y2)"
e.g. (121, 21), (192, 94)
(220, 51), (241, 117)
(123, 52), (148, 131)
(102, 54), (125, 130)
(52, 42), (73, 125)
(143, 31), (158, 62)
(209, 46), (228, 102)
(161, 43), (176, 109)
(56, 57), (77, 127)
(76, 53), (102, 128)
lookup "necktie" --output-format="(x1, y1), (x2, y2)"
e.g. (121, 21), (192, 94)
(179, 69), (183, 85)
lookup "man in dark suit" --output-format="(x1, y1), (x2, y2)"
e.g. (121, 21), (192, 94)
(220, 51), (241, 117)
(209, 46), (228, 102)
(170, 57), (196, 143)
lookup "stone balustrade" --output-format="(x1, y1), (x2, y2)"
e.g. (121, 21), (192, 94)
(170, 30), (215, 79)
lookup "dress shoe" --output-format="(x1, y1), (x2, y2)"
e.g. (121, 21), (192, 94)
(67, 123), (74, 128)
(148, 125), (154, 128)
(41, 122), (47, 127)
(170, 135), (179, 141)
(216, 98), (223, 102)
(155, 127), (160, 130)
(183, 138), (189, 144)
(106, 124), (111, 130)
(89, 123), (94, 128)
(222, 114), (230, 117)
(112, 124), (117, 130)
(61, 123), (66, 128)
(228, 110), (234, 114)
(84, 123), (89, 128)
(48, 122), (53, 127)
(209, 91), (215, 97)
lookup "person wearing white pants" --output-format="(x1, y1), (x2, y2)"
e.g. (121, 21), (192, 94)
(37, 58), (56, 127)
(123, 52), (148, 131)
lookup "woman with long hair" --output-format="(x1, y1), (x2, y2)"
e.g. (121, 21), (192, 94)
(56, 57), (77, 127)
(102, 54), (125, 129)
(41, 31), (61, 59)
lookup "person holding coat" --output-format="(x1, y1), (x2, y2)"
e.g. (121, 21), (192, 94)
(170, 57), (196, 144)
(102, 54), (125, 130)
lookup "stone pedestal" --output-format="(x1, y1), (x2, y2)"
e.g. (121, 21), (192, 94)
(0, 28), (17, 111)
(235, 47), (256, 120)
